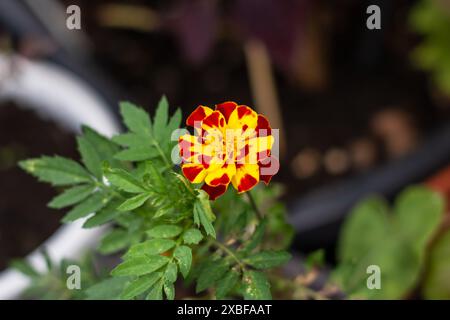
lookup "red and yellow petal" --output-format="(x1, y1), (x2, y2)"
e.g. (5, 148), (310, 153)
(204, 163), (236, 187)
(231, 164), (260, 193)
(227, 105), (258, 131)
(258, 156), (279, 185)
(201, 183), (228, 200)
(255, 114), (272, 137)
(215, 101), (237, 123)
(201, 110), (226, 133)
(186, 105), (214, 127)
(181, 163), (208, 184)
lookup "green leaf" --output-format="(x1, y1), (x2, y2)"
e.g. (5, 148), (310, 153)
(394, 186), (444, 251)
(216, 270), (240, 299)
(104, 167), (146, 193)
(146, 279), (163, 300)
(117, 193), (151, 211)
(147, 225), (183, 238)
(173, 246), (192, 279)
(194, 200), (216, 238)
(111, 255), (169, 277)
(183, 228), (203, 245)
(114, 146), (159, 162)
(77, 135), (103, 179)
(120, 272), (162, 300)
(242, 220), (266, 253)
(85, 277), (129, 300)
(120, 101), (152, 135)
(82, 126), (121, 166)
(62, 191), (109, 222)
(423, 230), (450, 299)
(337, 196), (390, 264)
(164, 282), (175, 300)
(153, 96), (169, 139)
(10, 259), (39, 277)
(19, 156), (91, 186)
(243, 250), (291, 269)
(242, 270), (272, 300)
(83, 201), (121, 228)
(98, 229), (130, 254)
(48, 184), (95, 209)
(125, 239), (176, 257)
(167, 108), (182, 136)
(164, 262), (178, 283)
(196, 259), (229, 293)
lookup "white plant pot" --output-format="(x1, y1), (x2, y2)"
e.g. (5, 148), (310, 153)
(0, 54), (120, 299)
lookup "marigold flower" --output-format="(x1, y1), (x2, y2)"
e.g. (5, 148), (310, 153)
(179, 101), (279, 200)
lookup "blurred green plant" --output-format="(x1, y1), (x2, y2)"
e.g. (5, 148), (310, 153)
(17, 97), (294, 300)
(410, 0), (450, 95)
(334, 186), (445, 299)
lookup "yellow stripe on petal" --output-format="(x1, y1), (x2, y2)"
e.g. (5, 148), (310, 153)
(227, 105), (258, 131)
(181, 163), (208, 184)
(205, 163), (236, 187)
(231, 164), (259, 193)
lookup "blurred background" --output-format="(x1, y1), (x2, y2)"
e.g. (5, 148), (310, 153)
(1, 0), (450, 298)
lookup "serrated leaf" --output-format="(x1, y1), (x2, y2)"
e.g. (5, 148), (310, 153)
(147, 225), (183, 238)
(19, 156), (91, 186)
(104, 167), (146, 193)
(173, 246), (192, 279)
(243, 250), (291, 269)
(153, 96), (169, 139)
(196, 259), (229, 293)
(114, 145), (159, 162)
(77, 135), (103, 179)
(62, 191), (109, 222)
(120, 101), (152, 135)
(121, 272), (162, 300)
(98, 229), (131, 254)
(242, 270), (272, 300)
(48, 184), (95, 209)
(164, 262), (178, 283)
(125, 239), (176, 257)
(82, 126), (120, 163)
(117, 193), (151, 211)
(83, 200), (121, 228)
(216, 270), (240, 299)
(194, 200), (216, 238)
(85, 277), (129, 300)
(146, 279), (163, 300)
(164, 282), (175, 300)
(167, 108), (182, 134)
(183, 228), (203, 245)
(111, 255), (169, 277)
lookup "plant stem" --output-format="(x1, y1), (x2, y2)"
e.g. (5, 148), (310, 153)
(246, 191), (263, 220)
(212, 240), (246, 270)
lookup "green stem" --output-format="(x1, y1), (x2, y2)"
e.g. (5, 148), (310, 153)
(246, 191), (263, 220)
(212, 240), (246, 270)
(152, 140), (172, 169)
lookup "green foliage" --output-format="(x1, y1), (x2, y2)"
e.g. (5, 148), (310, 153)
(18, 96), (292, 300)
(335, 186), (444, 299)
(410, 0), (450, 95)
(423, 230), (450, 299)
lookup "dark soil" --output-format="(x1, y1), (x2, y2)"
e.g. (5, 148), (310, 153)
(0, 102), (78, 270)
